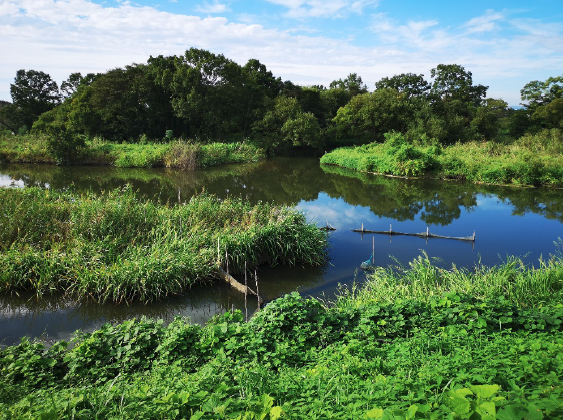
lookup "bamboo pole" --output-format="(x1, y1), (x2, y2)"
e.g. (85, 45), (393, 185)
(244, 261), (248, 322)
(255, 269), (260, 310)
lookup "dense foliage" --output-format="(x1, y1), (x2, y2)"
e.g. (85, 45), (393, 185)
(1, 252), (562, 419)
(0, 133), (265, 169)
(2, 48), (560, 161)
(321, 131), (563, 187)
(0, 186), (327, 302)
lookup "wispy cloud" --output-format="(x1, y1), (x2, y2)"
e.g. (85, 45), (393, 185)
(265, 0), (379, 19)
(195, 1), (230, 14)
(0, 0), (562, 106)
(461, 9), (504, 34)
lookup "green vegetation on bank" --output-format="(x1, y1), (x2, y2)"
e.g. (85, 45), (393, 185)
(321, 130), (563, 187)
(0, 133), (265, 168)
(0, 186), (326, 302)
(1, 253), (562, 419)
(1, 50), (561, 163)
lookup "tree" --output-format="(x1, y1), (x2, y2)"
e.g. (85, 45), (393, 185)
(521, 76), (563, 108)
(332, 89), (410, 143)
(251, 97), (322, 153)
(60, 72), (97, 99)
(9, 69), (61, 130)
(329, 73), (368, 97)
(429, 64), (487, 106)
(375, 73), (430, 98)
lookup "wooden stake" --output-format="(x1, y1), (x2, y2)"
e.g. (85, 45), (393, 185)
(255, 269), (260, 310)
(372, 236), (375, 265)
(225, 244), (228, 276)
(426, 226), (429, 237)
(361, 222), (364, 232)
(177, 187), (181, 203)
(473, 231), (476, 241)
(244, 261), (248, 322)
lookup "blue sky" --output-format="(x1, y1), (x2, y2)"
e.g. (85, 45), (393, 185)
(1, 0), (562, 105)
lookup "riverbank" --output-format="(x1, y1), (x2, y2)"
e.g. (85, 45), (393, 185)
(0, 133), (265, 168)
(0, 186), (327, 302)
(321, 131), (563, 187)
(1, 254), (562, 418)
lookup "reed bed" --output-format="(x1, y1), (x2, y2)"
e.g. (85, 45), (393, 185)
(0, 186), (327, 302)
(333, 251), (563, 310)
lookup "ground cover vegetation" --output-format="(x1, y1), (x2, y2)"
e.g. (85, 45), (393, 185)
(0, 50), (561, 179)
(1, 251), (562, 419)
(0, 186), (327, 302)
(320, 130), (563, 186)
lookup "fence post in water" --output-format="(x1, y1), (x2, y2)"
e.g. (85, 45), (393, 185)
(178, 187), (181, 204)
(244, 261), (248, 322)
(255, 269), (260, 310)
(473, 231), (476, 241)
(225, 244), (229, 276)
(426, 227), (429, 237)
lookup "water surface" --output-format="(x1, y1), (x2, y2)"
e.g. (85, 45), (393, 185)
(1, 158), (562, 346)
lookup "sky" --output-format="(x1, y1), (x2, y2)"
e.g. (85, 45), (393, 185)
(1, 0), (562, 106)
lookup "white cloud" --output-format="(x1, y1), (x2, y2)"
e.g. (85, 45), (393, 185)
(265, 0), (378, 19)
(195, 1), (230, 14)
(461, 9), (504, 34)
(0, 1), (562, 106)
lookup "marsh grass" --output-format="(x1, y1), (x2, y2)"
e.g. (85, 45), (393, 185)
(0, 132), (265, 169)
(332, 251), (563, 309)
(321, 130), (563, 186)
(0, 186), (326, 302)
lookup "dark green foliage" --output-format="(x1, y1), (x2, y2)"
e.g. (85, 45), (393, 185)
(2, 277), (563, 418)
(0, 186), (327, 302)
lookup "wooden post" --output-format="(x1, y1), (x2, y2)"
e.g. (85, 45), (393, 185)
(244, 261), (248, 322)
(361, 222), (364, 232)
(225, 244), (228, 276)
(390, 224), (392, 234)
(372, 236), (375, 265)
(255, 269), (260, 310)
(473, 231), (476, 241)
(177, 187), (181, 203)
(426, 227), (429, 237)
(217, 238), (220, 265)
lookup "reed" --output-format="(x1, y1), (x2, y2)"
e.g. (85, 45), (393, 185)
(0, 186), (327, 302)
(333, 251), (563, 309)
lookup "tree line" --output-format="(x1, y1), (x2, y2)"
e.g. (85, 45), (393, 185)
(0, 48), (561, 154)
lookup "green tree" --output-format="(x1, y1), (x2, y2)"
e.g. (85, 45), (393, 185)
(375, 73), (430, 98)
(332, 89), (409, 144)
(329, 73), (368, 97)
(429, 64), (487, 106)
(9, 69), (61, 131)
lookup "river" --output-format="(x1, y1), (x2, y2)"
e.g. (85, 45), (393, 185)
(1, 157), (562, 346)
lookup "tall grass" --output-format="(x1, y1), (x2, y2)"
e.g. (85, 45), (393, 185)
(0, 132), (265, 169)
(333, 251), (563, 309)
(0, 186), (327, 302)
(321, 130), (563, 186)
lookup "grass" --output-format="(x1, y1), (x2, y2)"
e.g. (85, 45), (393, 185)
(0, 186), (327, 302)
(0, 133), (265, 169)
(321, 130), (563, 187)
(1, 254), (563, 419)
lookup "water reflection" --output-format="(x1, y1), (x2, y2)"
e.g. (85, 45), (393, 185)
(1, 159), (562, 346)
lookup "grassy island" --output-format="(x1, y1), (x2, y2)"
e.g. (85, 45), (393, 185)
(0, 186), (327, 302)
(1, 253), (562, 418)
(0, 133), (265, 169)
(321, 131), (563, 187)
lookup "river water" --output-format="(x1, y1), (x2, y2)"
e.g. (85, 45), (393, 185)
(1, 158), (562, 346)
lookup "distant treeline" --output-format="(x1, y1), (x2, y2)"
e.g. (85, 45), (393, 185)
(0, 48), (561, 154)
